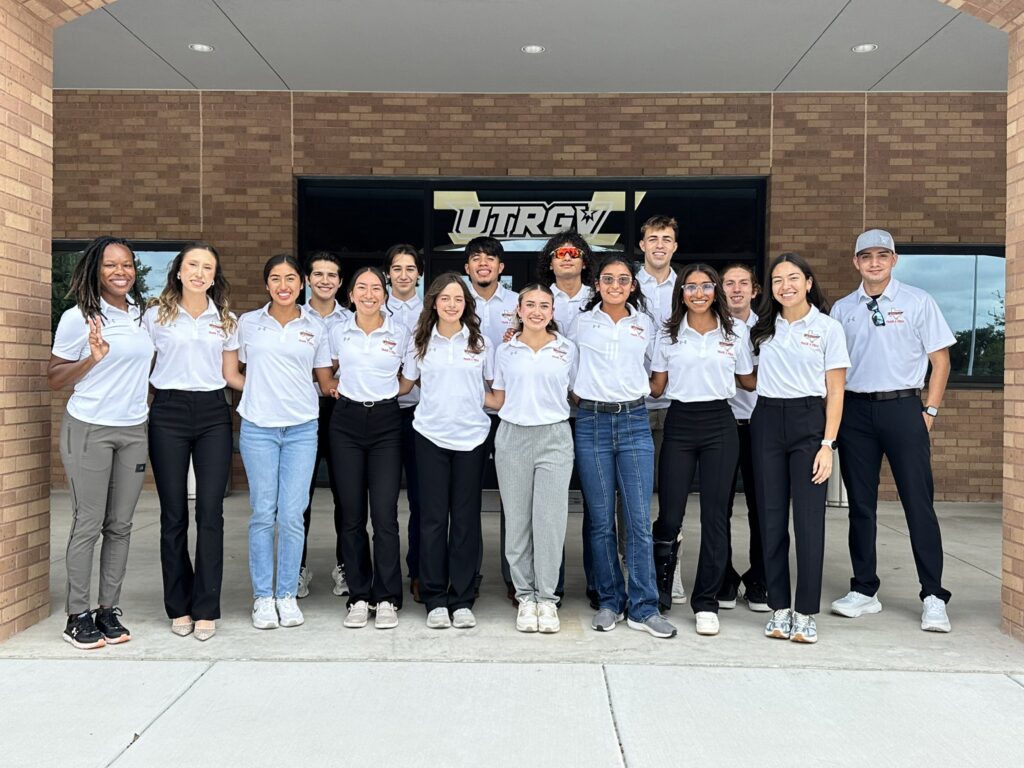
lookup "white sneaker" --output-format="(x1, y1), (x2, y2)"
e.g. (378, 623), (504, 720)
(297, 567), (312, 599)
(830, 591), (882, 618)
(921, 595), (951, 632)
(276, 596), (304, 627)
(537, 602), (560, 634)
(344, 600), (369, 628)
(451, 608), (476, 629)
(516, 600), (539, 633)
(791, 611), (818, 644)
(671, 562), (688, 603)
(375, 601), (398, 630)
(331, 564), (349, 597)
(695, 611), (719, 636)
(426, 607), (451, 629)
(252, 597), (279, 630)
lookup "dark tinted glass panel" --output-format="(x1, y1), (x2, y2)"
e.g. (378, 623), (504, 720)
(300, 185), (425, 256)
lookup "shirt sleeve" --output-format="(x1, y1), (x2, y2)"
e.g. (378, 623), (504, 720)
(483, 342), (495, 381)
(491, 345), (506, 391)
(823, 317), (852, 371)
(236, 315), (249, 365)
(223, 313), (240, 352)
(651, 332), (670, 373)
(918, 293), (957, 353)
(313, 323), (332, 369)
(733, 324), (754, 375)
(567, 339), (579, 385)
(52, 307), (88, 361)
(401, 335), (420, 381)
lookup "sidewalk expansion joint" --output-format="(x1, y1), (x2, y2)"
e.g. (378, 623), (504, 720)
(601, 664), (628, 768)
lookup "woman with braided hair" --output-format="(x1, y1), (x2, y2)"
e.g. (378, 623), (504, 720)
(49, 236), (154, 650)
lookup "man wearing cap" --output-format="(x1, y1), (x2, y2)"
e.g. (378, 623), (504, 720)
(829, 228), (955, 632)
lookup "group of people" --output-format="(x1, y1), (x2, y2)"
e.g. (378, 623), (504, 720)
(50, 216), (955, 650)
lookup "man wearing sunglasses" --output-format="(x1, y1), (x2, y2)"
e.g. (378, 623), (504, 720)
(830, 228), (955, 633)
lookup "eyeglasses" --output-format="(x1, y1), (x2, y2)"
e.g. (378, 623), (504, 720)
(682, 282), (715, 296)
(866, 298), (886, 327)
(599, 275), (634, 287)
(553, 246), (582, 260)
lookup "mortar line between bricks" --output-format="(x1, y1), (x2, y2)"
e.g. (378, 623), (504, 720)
(601, 664), (628, 768)
(862, 91), (867, 230)
(103, 661), (217, 768)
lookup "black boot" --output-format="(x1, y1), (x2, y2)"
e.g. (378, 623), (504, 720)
(653, 538), (676, 612)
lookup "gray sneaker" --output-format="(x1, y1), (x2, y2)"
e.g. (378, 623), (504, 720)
(790, 611), (818, 644)
(451, 608), (476, 629)
(764, 608), (792, 639)
(627, 613), (678, 638)
(591, 608), (624, 632)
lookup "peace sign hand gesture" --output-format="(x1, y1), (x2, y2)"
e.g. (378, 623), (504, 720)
(87, 316), (110, 363)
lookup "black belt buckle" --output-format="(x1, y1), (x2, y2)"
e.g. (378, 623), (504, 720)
(362, 401), (375, 408)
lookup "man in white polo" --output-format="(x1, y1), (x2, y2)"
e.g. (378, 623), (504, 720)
(830, 228), (955, 632)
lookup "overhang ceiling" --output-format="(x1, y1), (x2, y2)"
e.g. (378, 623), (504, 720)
(53, 0), (1009, 92)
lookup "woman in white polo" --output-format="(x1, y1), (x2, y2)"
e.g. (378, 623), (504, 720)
(236, 254), (333, 632)
(324, 266), (414, 631)
(749, 252), (850, 645)
(49, 236), (154, 650)
(649, 264), (755, 637)
(491, 284), (577, 634)
(401, 272), (495, 630)
(144, 242), (244, 642)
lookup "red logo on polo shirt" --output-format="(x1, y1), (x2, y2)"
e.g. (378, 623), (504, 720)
(629, 324), (645, 338)
(208, 323), (227, 339)
(800, 331), (821, 350)
(887, 309), (905, 324)
(298, 330), (315, 346)
(717, 340), (735, 357)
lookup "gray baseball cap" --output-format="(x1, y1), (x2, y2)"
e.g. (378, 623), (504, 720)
(855, 229), (895, 254)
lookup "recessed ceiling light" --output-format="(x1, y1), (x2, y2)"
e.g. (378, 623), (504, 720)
(521, 44), (545, 54)
(188, 43), (215, 53)
(851, 43), (878, 53)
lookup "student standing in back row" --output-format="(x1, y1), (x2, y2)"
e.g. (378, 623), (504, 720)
(830, 229), (955, 633)
(750, 253), (849, 645)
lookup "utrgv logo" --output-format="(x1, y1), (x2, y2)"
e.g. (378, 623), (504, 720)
(451, 202), (611, 240)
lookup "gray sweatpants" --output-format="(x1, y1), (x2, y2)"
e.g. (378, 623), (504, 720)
(60, 412), (148, 615)
(494, 420), (573, 604)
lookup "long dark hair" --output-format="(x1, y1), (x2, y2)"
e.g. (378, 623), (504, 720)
(347, 265), (392, 316)
(750, 252), (830, 354)
(263, 253), (304, 285)
(664, 264), (733, 343)
(152, 242), (235, 333)
(66, 236), (145, 324)
(582, 255), (649, 315)
(535, 230), (595, 288)
(413, 272), (485, 359)
(513, 283), (559, 334)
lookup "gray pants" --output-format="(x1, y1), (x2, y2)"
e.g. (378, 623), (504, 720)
(494, 420), (573, 604)
(60, 412), (148, 615)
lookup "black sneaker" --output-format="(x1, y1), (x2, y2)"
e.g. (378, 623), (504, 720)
(94, 606), (131, 644)
(63, 611), (106, 650)
(716, 580), (739, 610)
(744, 583), (771, 613)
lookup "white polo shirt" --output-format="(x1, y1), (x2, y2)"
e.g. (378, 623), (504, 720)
(330, 314), (410, 402)
(729, 311), (758, 420)
(638, 266), (677, 412)
(236, 303), (332, 428)
(652, 318), (754, 403)
(569, 304), (655, 403)
(831, 279), (955, 392)
(471, 282), (517, 415)
(551, 283), (593, 336)
(493, 333), (578, 426)
(387, 294), (423, 408)
(52, 300), (154, 427)
(404, 324), (494, 451)
(312, 301), (353, 397)
(144, 301), (240, 392)
(755, 306), (850, 399)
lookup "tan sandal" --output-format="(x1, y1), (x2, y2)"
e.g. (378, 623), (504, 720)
(194, 620), (216, 641)
(171, 616), (194, 637)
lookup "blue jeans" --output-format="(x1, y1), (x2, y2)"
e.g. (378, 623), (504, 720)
(240, 418), (318, 599)
(575, 407), (659, 621)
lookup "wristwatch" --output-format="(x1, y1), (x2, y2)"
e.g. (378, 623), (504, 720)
(820, 439), (836, 449)
(923, 406), (939, 417)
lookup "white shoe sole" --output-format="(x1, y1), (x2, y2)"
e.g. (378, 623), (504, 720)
(427, 620), (451, 629)
(452, 618), (476, 629)
(718, 599), (737, 610)
(252, 618), (279, 630)
(279, 616), (304, 628)
(375, 619), (398, 630)
(626, 618), (677, 638)
(538, 622), (560, 634)
(921, 621), (951, 632)
(333, 584), (349, 597)
(830, 599), (882, 618)
(765, 628), (790, 639)
(63, 633), (106, 650)
(516, 620), (538, 633)
(746, 600), (771, 613)
(791, 632), (817, 644)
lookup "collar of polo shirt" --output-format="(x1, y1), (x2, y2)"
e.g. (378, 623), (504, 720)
(345, 312), (394, 336)
(775, 304), (820, 328)
(177, 297), (218, 318)
(857, 278), (901, 303)
(430, 322), (470, 341)
(509, 331), (564, 350)
(469, 282), (510, 303)
(594, 302), (640, 324)
(681, 314), (723, 337)
(637, 266), (676, 287)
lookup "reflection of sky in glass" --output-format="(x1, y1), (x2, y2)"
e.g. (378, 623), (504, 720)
(892, 254), (1004, 334)
(136, 251), (177, 300)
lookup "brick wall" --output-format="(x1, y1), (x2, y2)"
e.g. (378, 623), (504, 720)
(0, 0), (54, 641)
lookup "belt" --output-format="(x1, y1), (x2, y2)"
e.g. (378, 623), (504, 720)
(577, 397), (646, 414)
(337, 395), (398, 408)
(736, 419), (750, 426)
(846, 389), (921, 402)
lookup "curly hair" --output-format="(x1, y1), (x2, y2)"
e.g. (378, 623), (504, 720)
(151, 242), (235, 334)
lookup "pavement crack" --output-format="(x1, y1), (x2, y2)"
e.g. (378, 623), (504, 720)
(1007, 674), (1024, 691)
(601, 664), (628, 768)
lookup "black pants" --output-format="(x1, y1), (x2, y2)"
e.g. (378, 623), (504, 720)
(477, 415), (513, 588)
(722, 422), (766, 592)
(838, 395), (950, 602)
(751, 396), (828, 615)
(401, 407), (422, 579)
(148, 389), (232, 621)
(302, 396), (345, 568)
(416, 432), (486, 612)
(653, 400), (739, 614)
(329, 399), (403, 607)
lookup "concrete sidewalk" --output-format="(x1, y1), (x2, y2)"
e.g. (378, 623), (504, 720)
(1, 491), (1022, 767)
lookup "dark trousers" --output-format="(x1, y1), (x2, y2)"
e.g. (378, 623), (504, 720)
(838, 395), (950, 603)
(416, 432), (486, 612)
(478, 415), (513, 588)
(329, 399), (403, 607)
(570, 416), (594, 591)
(653, 400), (739, 614)
(722, 422), (765, 592)
(302, 396), (344, 568)
(401, 407), (423, 579)
(148, 389), (232, 621)
(751, 396), (828, 615)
